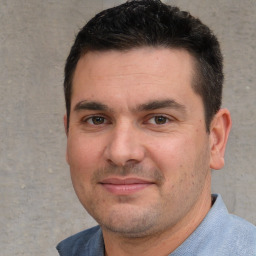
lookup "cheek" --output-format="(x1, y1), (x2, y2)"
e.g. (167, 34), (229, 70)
(66, 136), (103, 204)
(149, 134), (206, 187)
(150, 135), (193, 171)
(67, 135), (103, 175)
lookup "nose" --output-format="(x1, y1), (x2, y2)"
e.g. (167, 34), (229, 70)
(104, 121), (145, 166)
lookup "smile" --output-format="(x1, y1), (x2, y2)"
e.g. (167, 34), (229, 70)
(99, 177), (154, 195)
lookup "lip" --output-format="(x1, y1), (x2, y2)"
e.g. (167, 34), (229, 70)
(99, 177), (154, 195)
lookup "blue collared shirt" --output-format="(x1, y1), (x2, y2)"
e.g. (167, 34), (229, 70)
(57, 194), (256, 255)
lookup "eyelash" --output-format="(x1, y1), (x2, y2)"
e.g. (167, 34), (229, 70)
(82, 115), (109, 125)
(146, 115), (172, 125)
(82, 114), (173, 127)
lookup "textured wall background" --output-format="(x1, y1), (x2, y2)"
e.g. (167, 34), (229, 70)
(0, 0), (255, 255)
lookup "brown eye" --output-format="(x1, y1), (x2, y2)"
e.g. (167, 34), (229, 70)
(147, 116), (169, 125)
(88, 116), (106, 125)
(154, 116), (167, 125)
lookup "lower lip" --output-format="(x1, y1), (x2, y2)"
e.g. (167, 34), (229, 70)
(101, 183), (152, 195)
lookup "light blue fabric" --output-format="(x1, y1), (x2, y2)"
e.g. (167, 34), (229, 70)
(57, 194), (256, 256)
(170, 194), (256, 256)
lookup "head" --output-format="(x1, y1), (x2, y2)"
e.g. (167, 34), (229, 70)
(64, 0), (223, 133)
(63, 0), (231, 246)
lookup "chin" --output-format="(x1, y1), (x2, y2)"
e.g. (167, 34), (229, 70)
(94, 204), (162, 238)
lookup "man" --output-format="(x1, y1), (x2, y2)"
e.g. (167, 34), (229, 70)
(57, 0), (256, 255)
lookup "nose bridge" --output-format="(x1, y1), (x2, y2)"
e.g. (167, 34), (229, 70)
(105, 119), (144, 166)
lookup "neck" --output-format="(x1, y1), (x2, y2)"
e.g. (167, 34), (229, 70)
(103, 173), (212, 256)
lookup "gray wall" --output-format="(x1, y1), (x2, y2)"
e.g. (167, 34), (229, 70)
(0, 0), (255, 255)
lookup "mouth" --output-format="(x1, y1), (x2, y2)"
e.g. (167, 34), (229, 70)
(99, 177), (154, 195)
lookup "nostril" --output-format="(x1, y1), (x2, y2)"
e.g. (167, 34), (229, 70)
(106, 158), (137, 168)
(125, 159), (140, 166)
(106, 159), (116, 166)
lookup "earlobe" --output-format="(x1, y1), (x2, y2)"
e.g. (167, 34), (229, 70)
(209, 108), (232, 170)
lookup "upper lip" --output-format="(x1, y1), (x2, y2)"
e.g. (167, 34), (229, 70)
(99, 177), (154, 185)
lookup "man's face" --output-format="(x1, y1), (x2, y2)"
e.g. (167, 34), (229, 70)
(65, 48), (213, 237)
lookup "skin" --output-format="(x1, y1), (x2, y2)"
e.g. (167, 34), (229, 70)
(65, 47), (231, 255)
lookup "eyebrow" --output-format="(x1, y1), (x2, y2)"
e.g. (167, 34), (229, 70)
(73, 99), (186, 114)
(136, 99), (186, 113)
(74, 100), (110, 112)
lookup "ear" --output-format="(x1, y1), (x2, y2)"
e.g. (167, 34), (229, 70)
(209, 108), (232, 170)
(64, 114), (69, 164)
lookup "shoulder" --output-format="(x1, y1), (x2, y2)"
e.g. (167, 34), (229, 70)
(206, 195), (256, 255)
(223, 213), (256, 245)
(172, 195), (256, 256)
(56, 225), (104, 256)
(214, 195), (256, 239)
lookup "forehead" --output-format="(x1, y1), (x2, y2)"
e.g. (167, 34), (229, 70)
(74, 47), (195, 80)
(71, 47), (199, 110)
